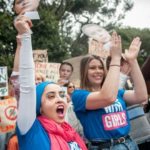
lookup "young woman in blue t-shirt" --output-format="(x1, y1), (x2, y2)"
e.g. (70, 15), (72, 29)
(72, 32), (148, 150)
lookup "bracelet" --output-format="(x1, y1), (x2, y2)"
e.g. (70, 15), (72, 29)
(109, 64), (120, 67)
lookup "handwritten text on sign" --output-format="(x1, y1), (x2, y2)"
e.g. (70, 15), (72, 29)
(0, 67), (8, 97)
(35, 62), (60, 82)
(33, 49), (48, 63)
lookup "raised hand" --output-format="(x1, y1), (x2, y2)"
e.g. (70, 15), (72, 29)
(14, 15), (32, 35)
(57, 78), (69, 86)
(110, 31), (122, 59)
(124, 37), (141, 62)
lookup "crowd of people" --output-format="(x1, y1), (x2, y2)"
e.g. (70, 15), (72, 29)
(0, 0), (149, 150)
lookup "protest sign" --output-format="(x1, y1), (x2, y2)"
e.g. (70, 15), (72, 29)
(0, 97), (17, 133)
(35, 62), (60, 82)
(0, 67), (8, 97)
(88, 38), (110, 59)
(23, 0), (40, 20)
(33, 49), (48, 63)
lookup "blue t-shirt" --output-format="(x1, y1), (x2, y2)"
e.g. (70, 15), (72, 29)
(72, 89), (130, 141)
(17, 119), (81, 150)
(17, 119), (50, 150)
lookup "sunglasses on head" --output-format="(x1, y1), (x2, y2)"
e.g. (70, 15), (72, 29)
(68, 86), (75, 89)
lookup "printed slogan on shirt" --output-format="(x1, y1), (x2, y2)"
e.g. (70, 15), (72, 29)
(102, 111), (127, 130)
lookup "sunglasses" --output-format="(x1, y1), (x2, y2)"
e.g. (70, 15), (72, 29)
(68, 86), (75, 89)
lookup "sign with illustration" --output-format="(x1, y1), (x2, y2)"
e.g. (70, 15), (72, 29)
(0, 97), (17, 133)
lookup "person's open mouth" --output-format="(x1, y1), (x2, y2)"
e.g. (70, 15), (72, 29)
(56, 105), (65, 118)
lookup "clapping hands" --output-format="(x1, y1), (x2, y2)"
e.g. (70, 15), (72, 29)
(110, 32), (122, 59)
(124, 37), (141, 63)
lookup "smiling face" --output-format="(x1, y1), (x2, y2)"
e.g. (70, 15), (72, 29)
(80, 55), (105, 91)
(40, 84), (68, 124)
(67, 82), (75, 95)
(87, 59), (105, 87)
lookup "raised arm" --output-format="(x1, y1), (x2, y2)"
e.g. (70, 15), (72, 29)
(86, 32), (122, 109)
(9, 35), (21, 102)
(12, 36), (21, 72)
(14, 15), (36, 134)
(123, 37), (148, 105)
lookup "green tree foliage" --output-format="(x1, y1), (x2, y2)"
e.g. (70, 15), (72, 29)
(116, 27), (150, 65)
(0, 0), (140, 75)
(35, 0), (134, 57)
(0, 0), (16, 76)
(56, 0), (134, 56)
(32, 3), (71, 62)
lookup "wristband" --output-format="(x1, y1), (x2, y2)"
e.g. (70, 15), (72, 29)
(110, 64), (120, 67)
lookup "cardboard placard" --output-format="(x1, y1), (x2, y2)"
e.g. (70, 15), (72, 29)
(35, 62), (60, 83)
(0, 97), (17, 133)
(33, 49), (48, 63)
(0, 67), (8, 97)
(88, 38), (110, 59)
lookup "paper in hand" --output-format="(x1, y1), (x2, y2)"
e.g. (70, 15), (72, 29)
(24, 11), (40, 20)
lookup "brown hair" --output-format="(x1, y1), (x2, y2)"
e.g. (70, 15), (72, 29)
(80, 55), (106, 91)
(12, 0), (17, 15)
(12, 0), (15, 7)
(66, 81), (75, 88)
(106, 56), (126, 70)
(59, 62), (73, 72)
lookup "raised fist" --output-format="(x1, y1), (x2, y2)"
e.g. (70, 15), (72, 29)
(14, 15), (32, 35)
